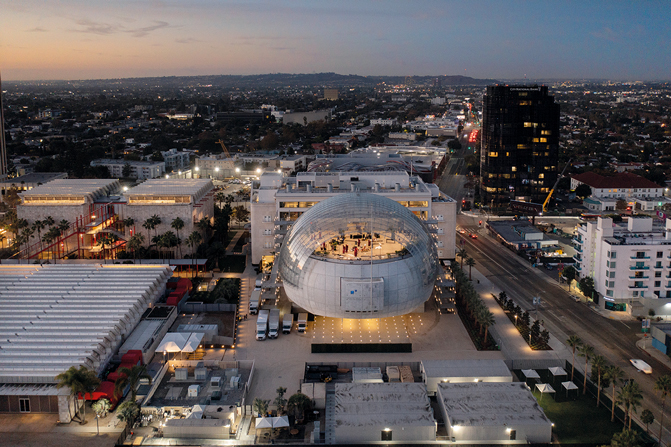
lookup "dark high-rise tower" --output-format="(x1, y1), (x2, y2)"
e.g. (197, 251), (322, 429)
(480, 85), (559, 209)
(0, 73), (7, 178)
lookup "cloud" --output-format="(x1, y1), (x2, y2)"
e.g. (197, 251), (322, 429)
(26, 27), (48, 33)
(127, 21), (171, 38)
(71, 19), (172, 37)
(175, 37), (201, 44)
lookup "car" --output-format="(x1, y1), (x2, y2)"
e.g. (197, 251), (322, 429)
(630, 359), (652, 374)
(571, 295), (581, 302)
(458, 229), (467, 234)
(545, 264), (554, 270)
(469, 233), (478, 239)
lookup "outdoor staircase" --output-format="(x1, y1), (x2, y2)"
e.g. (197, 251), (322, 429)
(324, 382), (336, 444)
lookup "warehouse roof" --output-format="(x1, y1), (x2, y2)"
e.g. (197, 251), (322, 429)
(438, 382), (551, 427)
(421, 359), (511, 379)
(19, 179), (120, 200)
(334, 383), (434, 428)
(0, 264), (173, 384)
(125, 178), (213, 200)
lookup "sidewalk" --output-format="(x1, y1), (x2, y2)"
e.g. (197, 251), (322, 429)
(225, 229), (245, 254)
(469, 266), (564, 362)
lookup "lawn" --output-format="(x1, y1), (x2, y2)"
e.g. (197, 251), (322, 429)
(532, 389), (623, 444)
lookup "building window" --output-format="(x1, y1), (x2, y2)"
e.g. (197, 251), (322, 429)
(610, 271), (616, 278)
(381, 430), (392, 441)
(636, 252), (646, 259)
(656, 261), (663, 268)
(656, 271), (662, 278)
(658, 252), (664, 258)
(541, 130), (552, 135)
(633, 291), (639, 297)
(655, 281), (661, 287)
(609, 281), (615, 288)
(610, 252), (617, 259)
(607, 290), (613, 297)
(19, 398), (30, 413)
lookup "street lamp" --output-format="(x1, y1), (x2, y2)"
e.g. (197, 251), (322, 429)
(256, 168), (261, 174)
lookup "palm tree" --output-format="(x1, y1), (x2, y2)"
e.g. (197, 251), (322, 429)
(592, 354), (609, 407)
(252, 397), (269, 417)
(92, 398), (111, 418)
(186, 231), (202, 278)
(32, 219), (45, 249)
(116, 401), (140, 427)
(641, 409), (654, 434)
(617, 380), (643, 429)
(215, 191), (226, 209)
(287, 393), (312, 422)
(114, 365), (152, 404)
(655, 375), (671, 443)
(458, 247), (468, 269)
(567, 335), (582, 381)
(149, 215), (162, 239)
(274, 386), (288, 415)
(171, 217), (185, 258)
(55, 366), (101, 424)
(466, 257), (476, 280)
(578, 344), (595, 394)
(605, 365), (625, 422)
(478, 308), (495, 346)
(142, 219), (154, 244)
(127, 234), (145, 261)
(58, 220), (70, 254)
(197, 217), (211, 239)
(161, 231), (178, 259)
(44, 216), (55, 228)
(122, 217), (135, 236)
(610, 429), (641, 447)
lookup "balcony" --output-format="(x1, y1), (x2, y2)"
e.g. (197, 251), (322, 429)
(574, 245), (583, 253)
(630, 255), (651, 260)
(629, 276), (649, 280)
(629, 284), (648, 290)
(630, 265), (650, 270)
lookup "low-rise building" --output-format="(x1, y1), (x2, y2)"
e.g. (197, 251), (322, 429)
(162, 148), (191, 171)
(90, 159), (165, 180)
(574, 216), (671, 315)
(438, 382), (552, 443)
(283, 109), (332, 126)
(0, 172), (68, 200)
(571, 172), (665, 212)
(420, 359), (512, 396)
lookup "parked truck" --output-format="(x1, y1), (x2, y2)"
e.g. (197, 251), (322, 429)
(268, 309), (281, 339)
(249, 288), (261, 315)
(255, 279), (263, 288)
(256, 309), (269, 341)
(282, 313), (293, 334)
(297, 313), (308, 333)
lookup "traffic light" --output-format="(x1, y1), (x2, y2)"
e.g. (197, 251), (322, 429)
(479, 220), (482, 226)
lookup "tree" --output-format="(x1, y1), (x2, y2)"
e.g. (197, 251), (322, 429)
(466, 257), (476, 280)
(55, 366), (101, 424)
(458, 248), (468, 269)
(232, 205), (250, 224)
(149, 215), (162, 238)
(605, 366), (625, 422)
(478, 308), (495, 345)
(563, 266), (577, 291)
(92, 398), (111, 418)
(575, 183), (592, 199)
(127, 234), (145, 260)
(252, 397), (269, 416)
(142, 218), (154, 243)
(579, 276), (596, 300)
(186, 231), (203, 278)
(116, 401), (139, 427)
(123, 217), (135, 235)
(114, 365), (152, 404)
(610, 429), (641, 447)
(274, 387), (287, 415)
(215, 191), (227, 210)
(578, 344), (595, 394)
(171, 217), (185, 258)
(617, 380), (642, 429)
(592, 354), (609, 407)
(616, 199), (628, 211)
(655, 375), (671, 442)
(640, 408), (654, 434)
(567, 335), (582, 381)
(32, 219), (45, 249)
(287, 393), (312, 422)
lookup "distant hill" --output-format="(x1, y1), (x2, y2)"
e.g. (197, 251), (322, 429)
(9, 73), (498, 89)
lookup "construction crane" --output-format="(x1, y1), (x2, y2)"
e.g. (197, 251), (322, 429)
(542, 159), (571, 213)
(217, 139), (232, 160)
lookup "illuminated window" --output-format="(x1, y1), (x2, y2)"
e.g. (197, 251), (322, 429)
(506, 152), (510, 156)
(512, 166), (517, 172)
(540, 138), (547, 143)
(517, 144), (529, 149)
(541, 130), (552, 135)
(519, 100), (531, 105)
(539, 174), (545, 179)
(533, 138), (540, 143)
(524, 122), (533, 127)
(489, 152), (498, 157)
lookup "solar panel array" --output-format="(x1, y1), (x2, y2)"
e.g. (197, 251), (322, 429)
(0, 264), (173, 384)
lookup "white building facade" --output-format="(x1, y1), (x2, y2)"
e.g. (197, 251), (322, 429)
(574, 216), (671, 315)
(162, 148), (191, 171)
(90, 159), (165, 180)
(250, 171), (457, 265)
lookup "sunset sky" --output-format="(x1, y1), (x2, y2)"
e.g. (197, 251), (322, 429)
(1, 0), (669, 81)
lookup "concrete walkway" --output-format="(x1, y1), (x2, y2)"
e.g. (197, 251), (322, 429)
(225, 229), (246, 254)
(469, 266), (567, 362)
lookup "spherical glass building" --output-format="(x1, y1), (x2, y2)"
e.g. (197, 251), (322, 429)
(277, 193), (439, 318)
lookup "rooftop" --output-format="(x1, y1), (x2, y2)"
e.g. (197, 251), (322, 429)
(125, 178), (214, 199)
(334, 383), (435, 428)
(19, 179), (119, 199)
(421, 359), (511, 379)
(438, 382), (551, 427)
(572, 171), (661, 190)
(0, 264), (172, 383)
(91, 159), (164, 166)
(0, 172), (67, 186)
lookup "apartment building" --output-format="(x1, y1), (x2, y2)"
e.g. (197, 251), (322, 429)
(161, 148), (191, 171)
(90, 159), (165, 180)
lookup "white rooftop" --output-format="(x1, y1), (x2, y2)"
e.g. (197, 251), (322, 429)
(438, 382), (551, 427)
(421, 359), (512, 379)
(19, 179), (120, 199)
(0, 264), (173, 383)
(334, 383), (434, 428)
(125, 178), (213, 199)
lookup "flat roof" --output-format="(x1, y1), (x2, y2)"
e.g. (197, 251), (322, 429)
(0, 172), (67, 186)
(334, 383), (435, 428)
(19, 179), (119, 199)
(438, 382), (551, 427)
(125, 178), (213, 198)
(421, 359), (511, 379)
(0, 264), (173, 383)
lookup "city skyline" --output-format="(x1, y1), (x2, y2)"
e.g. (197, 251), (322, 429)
(1, 0), (670, 82)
